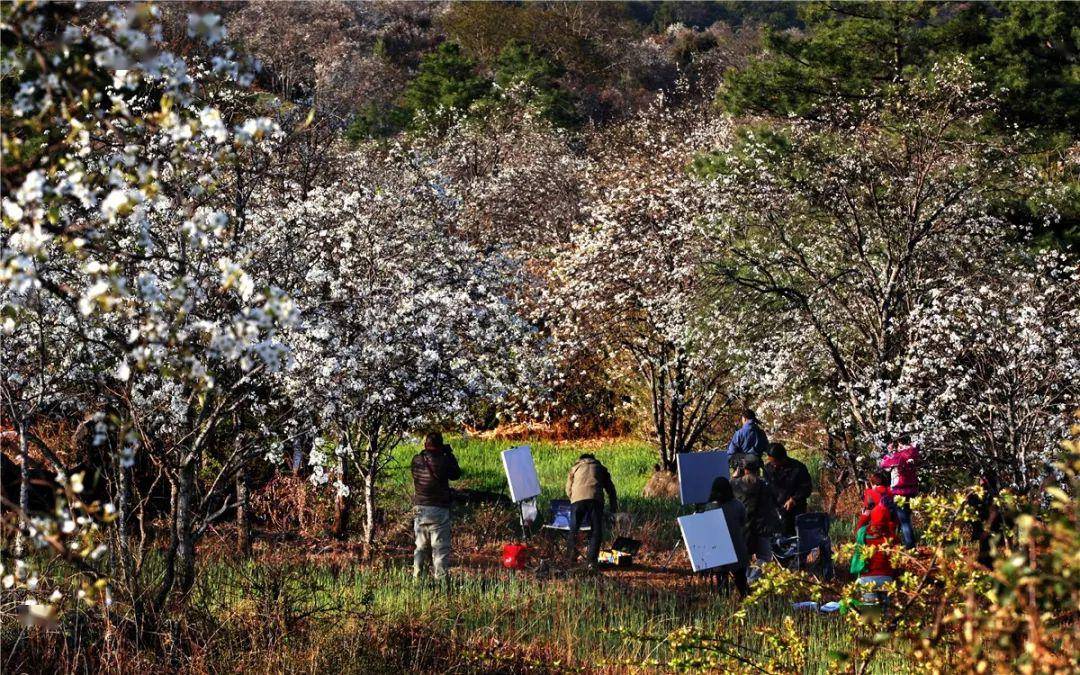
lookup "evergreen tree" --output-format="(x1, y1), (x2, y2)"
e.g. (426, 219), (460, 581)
(718, 1), (981, 119)
(719, 1), (1078, 135)
(717, 1), (1079, 249)
(345, 102), (408, 143)
(402, 42), (491, 129)
(972, 2), (1080, 135)
(493, 41), (578, 127)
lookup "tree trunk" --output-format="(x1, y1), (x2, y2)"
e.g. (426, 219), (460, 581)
(332, 457), (351, 539)
(153, 482), (180, 612)
(15, 419), (29, 557)
(361, 447), (378, 559)
(113, 455), (143, 628)
(236, 466), (251, 556)
(175, 460), (197, 596)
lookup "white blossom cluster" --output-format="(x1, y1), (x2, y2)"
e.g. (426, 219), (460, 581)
(248, 148), (534, 493)
(705, 60), (1080, 483)
(540, 99), (741, 466)
(2, 3), (289, 613)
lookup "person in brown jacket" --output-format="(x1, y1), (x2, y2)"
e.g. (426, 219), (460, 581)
(565, 453), (618, 569)
(411, 432), (461, 580)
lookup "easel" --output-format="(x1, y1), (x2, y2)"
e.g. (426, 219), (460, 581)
(516, 497), (537, 540)
(656, 501), (699, 570)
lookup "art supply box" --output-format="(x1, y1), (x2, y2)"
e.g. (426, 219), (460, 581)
(598, 536), (641, 567)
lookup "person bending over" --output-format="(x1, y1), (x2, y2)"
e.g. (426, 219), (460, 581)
(565, 453), (618, 571)
(763, 442), (812, 536)
(731, 454), (780, 565)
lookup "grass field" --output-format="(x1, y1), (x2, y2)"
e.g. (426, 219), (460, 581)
(179, 436), (894, 672)
(383, 436), (839, 547)
(194, 555), (912, 673)
(385, 437), (684, 543)
(387, 436), (661, 504)
(12, 437), (887, 673)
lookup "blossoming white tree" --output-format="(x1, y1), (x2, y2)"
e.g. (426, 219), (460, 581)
(1, 290), (89, 556)
(2, 4), (297, 616)
(270, 149), (532, 555)
(897, 252), (1080, 490)
(705, 60), (1079, 484)
(420, 94), (588, 251)
(545, 101), (744, 470)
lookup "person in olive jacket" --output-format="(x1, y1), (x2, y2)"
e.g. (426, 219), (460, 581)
(411, 432), (461, 580)
(763, 442), (813, 536)
(565, 453), (618, 569)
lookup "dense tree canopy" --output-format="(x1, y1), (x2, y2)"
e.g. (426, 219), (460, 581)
(718, 1), (1080, 247)
(2, 3), (1078, 646)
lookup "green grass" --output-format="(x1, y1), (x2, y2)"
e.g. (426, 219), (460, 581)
(194, 558), (912, 673)
(382, 436), (841, 548)
(384, 436), (686, 545)
(387, 435), (658, 499)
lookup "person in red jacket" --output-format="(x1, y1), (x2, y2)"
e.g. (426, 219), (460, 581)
(856, 471), (895, 532)
(880, 436), (919, 548)
(857, 497), (900, 608)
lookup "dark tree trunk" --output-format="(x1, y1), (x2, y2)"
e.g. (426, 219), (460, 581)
(113, 454), (143, 627)
(153, 482), (180, 612)
(236, 466), (251, 556)
(175, 460), (197, 596)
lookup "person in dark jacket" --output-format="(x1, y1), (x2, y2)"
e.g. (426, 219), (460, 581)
(411, 432), (461, 579)
(705, 477), (750, 597)
(763, 442), (812, 536)
(725, 409), (770, 458)
(966, 474), (1006, 569)
(565, 453), (618, 570)
(731, 454), (779, 564)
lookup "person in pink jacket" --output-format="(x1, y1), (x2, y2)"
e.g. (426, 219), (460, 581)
(880, 436), (919, 548)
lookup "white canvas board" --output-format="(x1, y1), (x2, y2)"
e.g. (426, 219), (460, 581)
(678, 509), (738, 572)
(677, 451), (730, 505)
(501, 445), (541, 503)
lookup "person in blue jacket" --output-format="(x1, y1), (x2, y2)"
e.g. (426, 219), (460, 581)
(726, 409), (770, 458)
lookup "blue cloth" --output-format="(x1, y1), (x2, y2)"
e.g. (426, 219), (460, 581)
(895, 502), (917, 549)
(726, 420), (769, 457)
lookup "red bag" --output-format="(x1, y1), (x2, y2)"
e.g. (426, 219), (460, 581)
(502, 543), (530, 570)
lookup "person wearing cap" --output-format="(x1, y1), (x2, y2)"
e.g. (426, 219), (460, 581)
(411, 432), (462, 580)
(731, 454), (779, 565)
(763, 442), (812, 536)
(725, 409), (770, 459)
